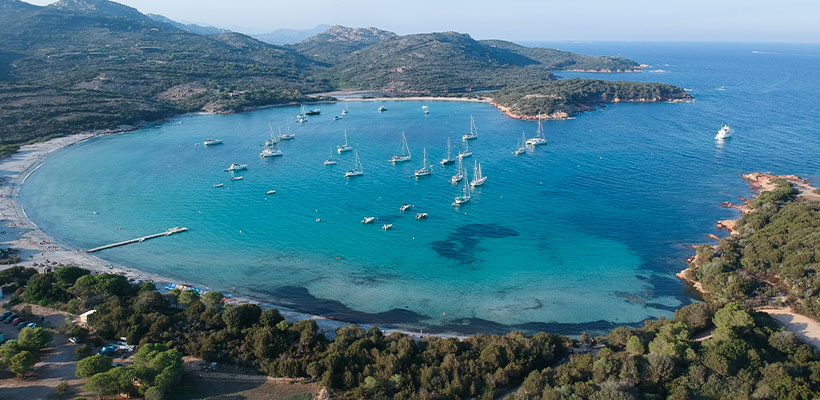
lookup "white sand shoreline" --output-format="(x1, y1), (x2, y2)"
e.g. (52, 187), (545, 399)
(0, 134), (464, 339)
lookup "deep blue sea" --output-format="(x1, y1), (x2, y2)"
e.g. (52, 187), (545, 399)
(20, 42), (820, 335)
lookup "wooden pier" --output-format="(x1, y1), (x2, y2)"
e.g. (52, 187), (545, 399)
(87, 227), (188, 253)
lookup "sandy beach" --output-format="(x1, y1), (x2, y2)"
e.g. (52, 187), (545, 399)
(0, 135), (462, 339)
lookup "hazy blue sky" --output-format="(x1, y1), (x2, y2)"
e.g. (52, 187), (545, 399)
(24, 0), (820, 42)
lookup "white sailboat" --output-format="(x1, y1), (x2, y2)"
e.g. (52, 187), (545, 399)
(440, 137), (455, 165)
(345, 150), (364, 178)
(462, 115), (478, 141)
(265, 124), (277, 146)
(513, 132), (527, 155)
(451, 156), (464, 184)
(452, 170), (471, 206)
(297, 104), (307, 123)
(414, 148), (432, 177)
(470, 160), (487, 187)
(279, 127), (295, 140)
(526, 118), (547, 146)
(715, 123), (733, 140)
(458, 141), (472, 159)
(260, 128), (282, 157)
(341, 101), (348, 116)
(337, 131), (353, 153)
(324, 146), (337, 165)
(390, 132), (412, 163)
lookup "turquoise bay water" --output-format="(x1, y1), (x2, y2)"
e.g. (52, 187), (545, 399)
(20, 43), (820, 334)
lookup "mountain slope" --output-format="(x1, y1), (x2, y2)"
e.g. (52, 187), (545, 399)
(295, 28), (641, 92)
(0, 0), (330, 147)
(291, 25), (398, 63)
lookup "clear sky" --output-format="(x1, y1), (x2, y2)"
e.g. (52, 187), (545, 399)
(22, 0), (820, 43)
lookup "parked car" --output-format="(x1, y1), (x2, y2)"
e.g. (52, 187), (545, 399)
(0, 311), (11, 319)
(26, 322), (37, 328)
(0, 333), (5, 344)
(10, 317), (22, 325)
(68, 337), (79, 344)
(16, 321), (27, 329)
(97, 345), (116, 356)
(4, 314), (17, 323)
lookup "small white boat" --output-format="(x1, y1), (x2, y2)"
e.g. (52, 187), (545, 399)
(226, 163), (248, 171)
(458, 141), (472, 159)
(345, 150), (364, 178)
(203, 138), (223, 146)
(400, 204), (414, 212)
(452, 171), (471, 206)
(513, 132), (527, 155)
(470, 160), (487, 187)
(213, 183), (224, 188)
(415, 212), (428, 220)
(279, 127), (296, 140)
(451, 156), (464, 184)
(462, 115), (478, 141)
(715, 123), (733, 140)
(422, 104), (429, 115)
(337, 131), (353, 153)
(296, 115), (307, 123)
(378, 106), (387, 112)
(266, 190), (276, 195)
(440, 137), (455, 165)
(390, 132), (412, 163)
(526, 118), (547, 146)
(414, 148), (433, 177)
(382, 223), (393, 231)
(324, 146), (337, 165)
(232, 176), (243, 181)
(361, 216), (375, 224)
(334, 115), (342, 120)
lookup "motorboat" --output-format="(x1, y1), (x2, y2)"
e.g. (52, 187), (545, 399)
(203, 139), (223, 146)
(361, 216), (375, 224)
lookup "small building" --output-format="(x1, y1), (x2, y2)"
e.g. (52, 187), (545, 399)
(79, 310), (97, 325)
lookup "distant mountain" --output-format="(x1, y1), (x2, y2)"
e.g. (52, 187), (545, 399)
(146, 13), (229, 35)
(253, 24), (332, 45)
(292, 25), (398, 63)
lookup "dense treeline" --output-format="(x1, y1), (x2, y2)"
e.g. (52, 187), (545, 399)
(683, 179), (820, 318)
(4, 255), (820, 399)
(491, 79), (691, 117)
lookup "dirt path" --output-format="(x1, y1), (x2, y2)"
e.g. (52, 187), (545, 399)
(762, 308), (820, 352)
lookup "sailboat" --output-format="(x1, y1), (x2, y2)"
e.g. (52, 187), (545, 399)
(389, 132), (412, 163)
(526, 118), (547, 146)
(260, 138), (282, 157)
(451, 156), (464, 184)
(337, 131), (353, 153)
(458, 141), (472, 159)
(452, 170), (471, 206)
(470, 160), (487, 187)
(341, 102), (348, 116)
(422, 104), (429, 114)
(440, 138), (455, 165)
(297, 104), (308, 123)
(278, 127), (295, 140)
(414, 148), (432, 177)
(324, 146), (337, 165)
(513, 132), (527, 155)
(462, 115), (478, 141)
(345, 150), (364, 178)
(265, 124), (277, 146)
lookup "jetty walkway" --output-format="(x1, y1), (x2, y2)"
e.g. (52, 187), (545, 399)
(87, 226), (187, 253)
